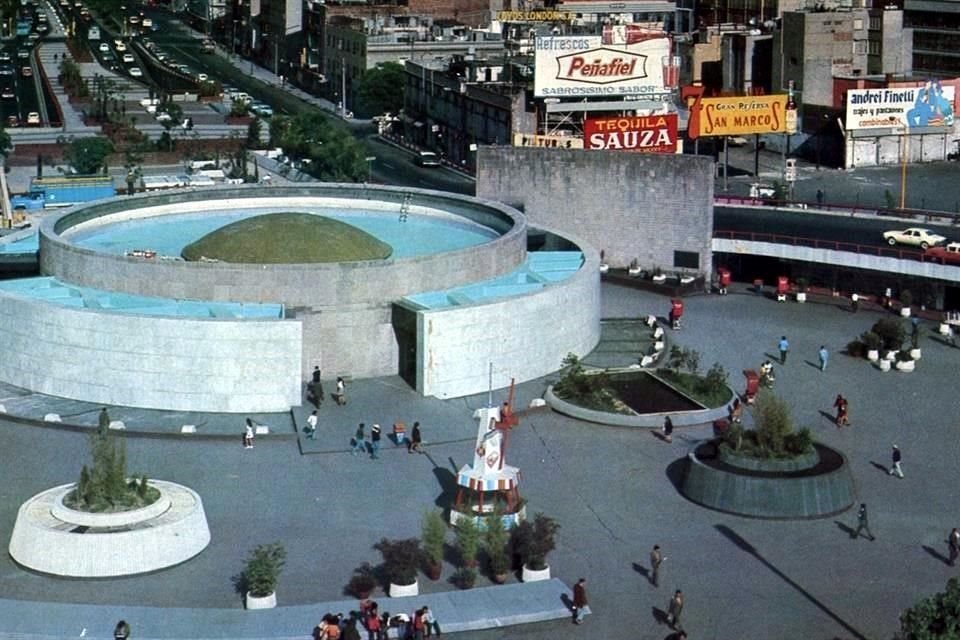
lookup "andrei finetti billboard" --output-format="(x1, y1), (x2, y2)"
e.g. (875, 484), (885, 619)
(534, 33), (672, 98)
(845, 82), (956, 131)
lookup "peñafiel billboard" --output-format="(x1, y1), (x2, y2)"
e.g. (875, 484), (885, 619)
(534, 33), (672, 98)
(583, 114), (678, 153)
(845, 82), (955, 130)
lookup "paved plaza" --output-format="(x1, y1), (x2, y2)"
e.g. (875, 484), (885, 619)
(0, 281), (956, 639)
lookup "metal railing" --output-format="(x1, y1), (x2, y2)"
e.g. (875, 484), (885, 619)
(715, 196), (960, 225)
(711, 229), (949, 264)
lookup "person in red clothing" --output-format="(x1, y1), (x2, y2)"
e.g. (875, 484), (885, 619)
(572, 578), (588, 625)
(411, 608), (427, 640)
(364, 605), (383, 640)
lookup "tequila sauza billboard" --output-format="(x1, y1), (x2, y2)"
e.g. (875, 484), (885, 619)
(534, 33), (672, 98)
(583, 114), (678, 153)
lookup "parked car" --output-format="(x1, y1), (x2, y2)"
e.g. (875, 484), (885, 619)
(114, 40), (126, 52)
(0, 52), (10, 63)
(251, 102), (273, 117)
(6, 115), (18, 127)
(883, 227), (947, 249)
(924, 242), (960, 265)
(17, 49), (29, 59)
(21, 65), (32, 77)
(129, 66), (142, 77)
(26, 111), (40, 125)
(1, 86), (14, 99)
(200, 39), (215, 53)
(414, 151), (440, 167)
(122, 53), (134, 64)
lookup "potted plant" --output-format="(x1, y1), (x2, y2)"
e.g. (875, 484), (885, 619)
(483, 511), (511, 584)
(453, 566), (477, 589)
(895, 349), (915, 371)
(651, 266), (666, 283)
(455, 516), (480, 570)
(599, 249), (609, 274)
(628, 258), (642, 277)
(375, 538), (421, 597)
(346, 562), (377, 599)
(241, 542), (286, 610)
(421, 510), (446, 581)
(512, 513), (559, 582)
(900, 290), (913, 317)
(861, 331), (882, 362)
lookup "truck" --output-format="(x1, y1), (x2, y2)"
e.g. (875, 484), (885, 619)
(11, 176), (117, 210)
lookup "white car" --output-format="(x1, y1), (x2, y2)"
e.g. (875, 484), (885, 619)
(26, 111), (40, 125)
(114, 40), (126, 52)
(122, 53), (135, 64)
(98, 42), (109, 53)
(129, 66), (143, 77)
(883, 227), (947, 249)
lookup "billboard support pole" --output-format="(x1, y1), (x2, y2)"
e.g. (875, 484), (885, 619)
(754, 133), (760, 177)
(723, 136), (729, 192)
(899, 131), (908, 210)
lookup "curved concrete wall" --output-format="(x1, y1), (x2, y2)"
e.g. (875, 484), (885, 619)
(38, 184), (526, 379)
(417, 230), (601, 399)
(0, 291), (301, 412)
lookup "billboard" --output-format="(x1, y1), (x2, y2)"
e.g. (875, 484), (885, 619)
(534, 33), (672, 98)
(686, 94), (788, 139)
(845, 82), (955, 130)
(512, 133), (584, 149)
(583, 114), (678, 153)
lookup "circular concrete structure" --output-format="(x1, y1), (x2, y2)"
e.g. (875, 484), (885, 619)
(9, 480), (211, 577)
(1, 183), (601, 409)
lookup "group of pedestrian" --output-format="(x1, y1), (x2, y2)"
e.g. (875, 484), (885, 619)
(359, 601), (440, 639)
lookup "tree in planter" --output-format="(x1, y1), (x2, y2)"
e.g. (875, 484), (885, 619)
(241, 542), (286, 598)
(483, 511), (511, 583)
(345, 562), (377, 598)
(374, 538), (421, 586)
(511, 513), (560, 571)
(871, 318), (906, 352)
(421, 510), (446, 580)
(453, 517), (480, 589)
(720, 391), (813, 459)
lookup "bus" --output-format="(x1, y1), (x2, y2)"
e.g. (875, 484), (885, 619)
(16, 21), (32, 37)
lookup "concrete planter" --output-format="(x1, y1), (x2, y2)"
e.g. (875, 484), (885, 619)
(910, 348), (922, 360)
(867, 349), (880, 362)
(884, 350), (898, 361)
(901, 307), (912, 317)
(599, 263), (609, 274)
(878, 359), (891, 371)
(940, 323), (952, 336)
(896, 359), (915, 372)
(245, 591), (277, 610)
(522, 564), (551, 582)
(651, 274), (667, 283)
(389, 580), (419, 597)
(628, 266), (642, 277)
(796, 292), (807, 303)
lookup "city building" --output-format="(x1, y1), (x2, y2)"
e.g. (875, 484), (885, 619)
(904, 0), (960, 78)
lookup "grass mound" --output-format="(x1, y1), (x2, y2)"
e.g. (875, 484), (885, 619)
(181, 212), (393, 263)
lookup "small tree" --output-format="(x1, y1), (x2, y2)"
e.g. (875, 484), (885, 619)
(241, 543), (286, 597)
(511, 513), (560, 571)
(483, 511), (511, 581)
(871, 318), (906, 351)
(699, 362), (728, 395)
(455, 517), (481, 569)
(375, 538), (421, 585)
(897, 577), (960, 639)
(753, 391), (792, 455)
(421, 510), (446, 579)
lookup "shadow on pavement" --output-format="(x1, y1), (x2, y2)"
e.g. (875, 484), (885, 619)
(715, 524), (868, 640)
(834, 520), (857, 538)
(664, 458), (688, 492)
(922, 544), (950, 565)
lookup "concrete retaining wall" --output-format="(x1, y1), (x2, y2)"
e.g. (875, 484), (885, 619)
(680, 443), (855, 519)
(38, 185), (527, 379)
(476, 147), (715, 277)
(418, 236), (601, 399)
(0, 291), (301, 412)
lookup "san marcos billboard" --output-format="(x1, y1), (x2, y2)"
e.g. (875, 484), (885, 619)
(534, 33), (672, 98)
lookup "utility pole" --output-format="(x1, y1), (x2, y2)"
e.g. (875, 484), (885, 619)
(341, 65), (346, 118)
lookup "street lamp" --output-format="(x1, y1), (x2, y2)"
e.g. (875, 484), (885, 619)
(365, 156), (376, 183)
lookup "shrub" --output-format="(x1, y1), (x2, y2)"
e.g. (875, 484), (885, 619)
(375, 538), (421, 585)
(871, 318), (905, 351)
(241, 543), (286, 597)
(896, 349), (914, 362)
(860, 331), (882, 351)
(667, 345), (701, 375)
(454, 517), (481, 568)
(552, 353), (624, 413)
(511, 513), (559, 571)
(845, 340), (866, 359)
(421, 510), (446, 569)
(346, 562), (377, 597)
(453, 566), (477, 589)
(698, 362), (728, 396)
(721, 391), (814, 459)
(483, 511), (511, 579)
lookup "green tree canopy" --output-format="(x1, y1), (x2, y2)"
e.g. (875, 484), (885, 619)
(898, 577), (960, 639)
(64, 137), (115, 175)
(354, 62), (405, 118)
(269, 112), (366, 182)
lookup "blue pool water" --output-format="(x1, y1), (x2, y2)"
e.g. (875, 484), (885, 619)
(0, 232), (39, 254)
(0, 277), (283, 318)
(405, 251), (584, 309)
(66, 209), (499, 259)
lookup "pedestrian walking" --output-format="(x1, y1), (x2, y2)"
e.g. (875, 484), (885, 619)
(409, 421), (423, 454)
(851, 292), (859, 313)
(243, 419), (255, 449)
(833, 394), (849, 427)
(778, 336), (789, 364)
(818, 345), (829, 371)
(650, 544), (665, 587)
(816, 189), (824, 205)
(662, 416), (674, 443)
(304, 410), (318, 439)
(113, 620), (131, 640)
(371, 424), (382, 459)
(853, 503), (875, 541)
(572, 578), (588, 625)
(335, 377), (347, 406)
(728, 397), (742, 424)
(949, 528), (960, 566)
(308, 366), (323, 408)
(889, 444), (904, 478)
(352, 422), (366, 456)
(666, 590), (684, 629)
